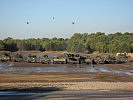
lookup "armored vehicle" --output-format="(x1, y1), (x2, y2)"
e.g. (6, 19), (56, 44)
(27, 55), (39, 63)
(64, 53), (81, 64)
(85, 56), (93, 64)
(127, 56), (133, 62)
(0, 53), (11, 62)
(12, 54), (23, 62)
(116, 54), (128, 63)
(79, 56), (86, 64)
(41, 55), (50, 64)
(104, 56), (117, 64)
(53, 56), (67, 64)
(94, 56), (105, 64)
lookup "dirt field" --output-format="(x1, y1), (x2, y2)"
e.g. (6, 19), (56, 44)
(0, 62), (133, 91)
(0, 51), (133, 92)
(0, 71), (133, 91)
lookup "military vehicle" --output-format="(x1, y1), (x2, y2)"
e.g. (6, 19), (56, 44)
(79, 56), (86, 64)
(41, 55), (50, 64)
(53, 56), (67, 64)
(27, 55), (39, 63)
(127, 56), (133, 62)
(64, 53), (81, 64)
(0, 53), (11, 62)
(84, 56), (93, 64)
(94, 56), (105, 64)
(116, 53), (128, 63)
(104, 56), (117, 64)
(12, 54), (23, 62)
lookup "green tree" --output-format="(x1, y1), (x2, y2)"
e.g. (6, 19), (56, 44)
(0, 40), (5, 50)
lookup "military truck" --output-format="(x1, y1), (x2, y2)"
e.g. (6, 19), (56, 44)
(12, 54), (23, 62)
(64, 53), (81, 64)
(0, 53), (11, 62)
(53, 56), (67, 64)
(40, 55), (50, 64)
(27, 54), (39, 63)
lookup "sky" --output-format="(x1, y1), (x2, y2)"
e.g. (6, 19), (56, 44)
(0, 0), (133, 39)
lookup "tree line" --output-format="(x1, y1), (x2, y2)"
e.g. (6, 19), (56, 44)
(0, 32), (133, 53)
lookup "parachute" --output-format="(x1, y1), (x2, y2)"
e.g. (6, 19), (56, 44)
(27, 22), (29, 24)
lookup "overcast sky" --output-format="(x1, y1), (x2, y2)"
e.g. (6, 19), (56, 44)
(0, 0), (133, 39)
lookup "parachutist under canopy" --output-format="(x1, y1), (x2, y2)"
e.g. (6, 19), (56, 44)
(27, 22), (29, 24)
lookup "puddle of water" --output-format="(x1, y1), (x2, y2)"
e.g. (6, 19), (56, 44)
(0, 62), (133, 76)
(0, 91), (40, 96)
(0, 91), (133, 96)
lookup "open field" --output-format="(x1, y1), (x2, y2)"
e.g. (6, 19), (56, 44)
(0, 51), (133, 99)
(0, 71), (133, 91)
(0, 49), (133, 100)
(0, 72), (133, 83)
(0, 61), (133, 91)
(1, 81), (133, 91)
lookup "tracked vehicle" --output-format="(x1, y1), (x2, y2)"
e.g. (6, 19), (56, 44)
(41, 55), (50, 64)
(104, 56), (117, 64)
(12, 54), (23, 62)
(116, 54), (128, 63)
(93, 56), (105, 64)
(85, 56), (93, 64)
(27, 55), (39, 63)
(0, 53), (11, 62)
(53, 56), (67, 64)
(65, 53), (81, 64)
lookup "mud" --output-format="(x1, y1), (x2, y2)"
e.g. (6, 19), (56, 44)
(0, 62), (133, 77)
